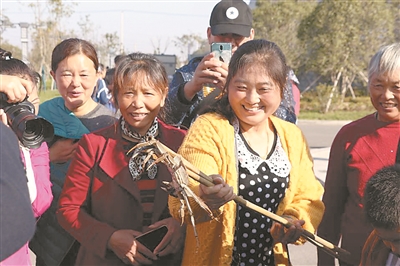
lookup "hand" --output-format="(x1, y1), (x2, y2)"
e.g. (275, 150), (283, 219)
(184, 53), (228, 100)
(270, 215), (305, 245)
(0, 109), (7, 126)
(148, 217), (185, 257)
(49, 139), (79, 163)
(199, 175), (235, 210)
(0, 75), (34, 103)
(107, 229), (157, 265)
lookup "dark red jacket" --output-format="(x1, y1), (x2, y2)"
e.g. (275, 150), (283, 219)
(57, 120), (185, 265)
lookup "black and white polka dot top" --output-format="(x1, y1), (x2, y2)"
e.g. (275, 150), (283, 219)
(232, 121), (291, 266)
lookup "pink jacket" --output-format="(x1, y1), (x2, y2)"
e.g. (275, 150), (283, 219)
(1, 142), (52, 266)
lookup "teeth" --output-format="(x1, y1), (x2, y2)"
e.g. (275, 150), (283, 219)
(131, 113), (146, 117)
(243, 106), (262, 111)
(381, 103), (397, 108)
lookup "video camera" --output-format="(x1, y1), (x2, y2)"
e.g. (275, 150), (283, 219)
(0, 93), (54, 149)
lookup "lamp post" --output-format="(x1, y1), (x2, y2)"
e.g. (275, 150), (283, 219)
(18, 22), (30, 63)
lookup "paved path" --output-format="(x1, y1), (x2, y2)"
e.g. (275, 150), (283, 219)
(288, 120), (351, 266)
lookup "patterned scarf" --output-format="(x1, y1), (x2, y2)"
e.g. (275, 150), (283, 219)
(121, 117), (159, 180)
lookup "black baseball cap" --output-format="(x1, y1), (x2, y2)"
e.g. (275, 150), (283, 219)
(209, 0), (253, 37)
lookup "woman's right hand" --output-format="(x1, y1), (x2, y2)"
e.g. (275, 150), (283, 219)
(199, 174), (235, 210)
(0, 74), (33, 103)
(49, 139), (79, 163)
(107, 229), (158, 265)
(0, 75), (35, 126)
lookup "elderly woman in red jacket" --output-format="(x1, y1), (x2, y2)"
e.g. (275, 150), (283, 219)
(57, 53), (186, 266)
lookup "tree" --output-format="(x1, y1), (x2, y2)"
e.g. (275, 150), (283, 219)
(298, 0), (395, 112)
(252, 0), (317, 70)
(0, 14), (15, 36)
(0, 41), (22, 59)
(103, 32), (120, 67)
(151, 37), (170, 55)
(173, 33), (207, 65)
(27, 0), (76, 86)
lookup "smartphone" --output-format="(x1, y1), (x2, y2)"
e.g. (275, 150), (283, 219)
(136, 225), (168, 252)
(211, 42), (232, 64)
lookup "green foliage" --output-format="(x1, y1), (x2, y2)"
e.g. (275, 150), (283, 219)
(173, 33), (207, 65)
(253, 0), (317, 69)
(38, 89), (60, 103)
(0, 41), (22, 59)
(298, 0), (394, 75)
(300, 93), (375, 120)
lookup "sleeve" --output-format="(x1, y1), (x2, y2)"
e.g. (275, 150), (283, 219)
(317, 130), (349, 266)
(56, 134), (117, 259)
(168, 115), (224, 224)
(0, 124), (36, 261)
(282, 130), (325, 239)
(97, 80), (109, 105)
(165, 63), (201, 125)
(274, 79), (297, 123)
(31, 142), (53, 217)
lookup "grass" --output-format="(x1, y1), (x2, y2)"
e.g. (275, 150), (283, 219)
(298, 109), (374, 120)
(299, 93), (375, 121)
(39, 89), (376, 121)
(39, 89), (60, 103)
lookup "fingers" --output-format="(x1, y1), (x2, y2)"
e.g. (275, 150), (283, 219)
(193, 55), (227, 88)
(199, 175), (234, 210)
(271, 219), (305, 245)
(0, 75), (33, 103)
(0, 109), (8, 126)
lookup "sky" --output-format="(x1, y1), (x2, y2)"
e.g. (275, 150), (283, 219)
(0, 0), (246, 61)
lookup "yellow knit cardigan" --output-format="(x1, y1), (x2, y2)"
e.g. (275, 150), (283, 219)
(169, 113), (325, 266)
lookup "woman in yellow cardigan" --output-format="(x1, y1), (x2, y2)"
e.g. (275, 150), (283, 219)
(169, 39), (324, 266)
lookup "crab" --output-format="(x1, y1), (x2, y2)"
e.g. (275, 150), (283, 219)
(127, 138), (214, 246)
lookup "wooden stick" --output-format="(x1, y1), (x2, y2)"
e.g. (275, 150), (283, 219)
(154, 141), (356, 264)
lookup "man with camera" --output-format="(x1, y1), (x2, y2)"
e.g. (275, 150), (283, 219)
(165, 0), (297, 128)
(0, 74), (37, 265)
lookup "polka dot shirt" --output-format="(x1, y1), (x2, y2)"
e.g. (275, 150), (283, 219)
(232, 132), (291, 266)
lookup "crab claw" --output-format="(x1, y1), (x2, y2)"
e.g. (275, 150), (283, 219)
(162, 181), (178, 197)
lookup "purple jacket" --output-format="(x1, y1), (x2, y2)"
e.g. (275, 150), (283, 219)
(1, 142), (52, 266)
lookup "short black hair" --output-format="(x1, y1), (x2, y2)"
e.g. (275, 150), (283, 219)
(364, 164), (400, 230)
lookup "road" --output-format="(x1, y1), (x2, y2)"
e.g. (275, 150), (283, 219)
(288, 119), (352, 266)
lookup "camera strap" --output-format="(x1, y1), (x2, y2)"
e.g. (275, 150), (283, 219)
(20, 146), (37, 203)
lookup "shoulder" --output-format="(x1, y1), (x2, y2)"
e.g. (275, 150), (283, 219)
(0, 123), (19, 151)
(271, 116), (302, 137)
(39, 97), (64, 114)
(188, 113), (232, 139)
(158, 120), (187, 151)
(196, 112), (230, 127)
(176, 56), (203, 73)
(88, 122), (118, 138)
(333, 114), (376, 141)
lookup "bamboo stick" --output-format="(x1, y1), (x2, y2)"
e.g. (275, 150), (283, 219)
(152, 141), (356, 264)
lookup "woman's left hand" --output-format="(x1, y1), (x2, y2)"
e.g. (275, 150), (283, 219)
(270, 215), (305, 245)
(147, 217), (185, 257)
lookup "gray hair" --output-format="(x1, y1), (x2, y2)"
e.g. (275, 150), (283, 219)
(368, 43), (400, 82)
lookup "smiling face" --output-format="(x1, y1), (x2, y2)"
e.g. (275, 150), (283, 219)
(228, 65), (281, 131)
(50, 53), (97, 113)
(117, 71), (166, 136)
(369, 68), (400, 122)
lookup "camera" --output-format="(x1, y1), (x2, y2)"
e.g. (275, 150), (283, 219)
(0, 93), (54, 149)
